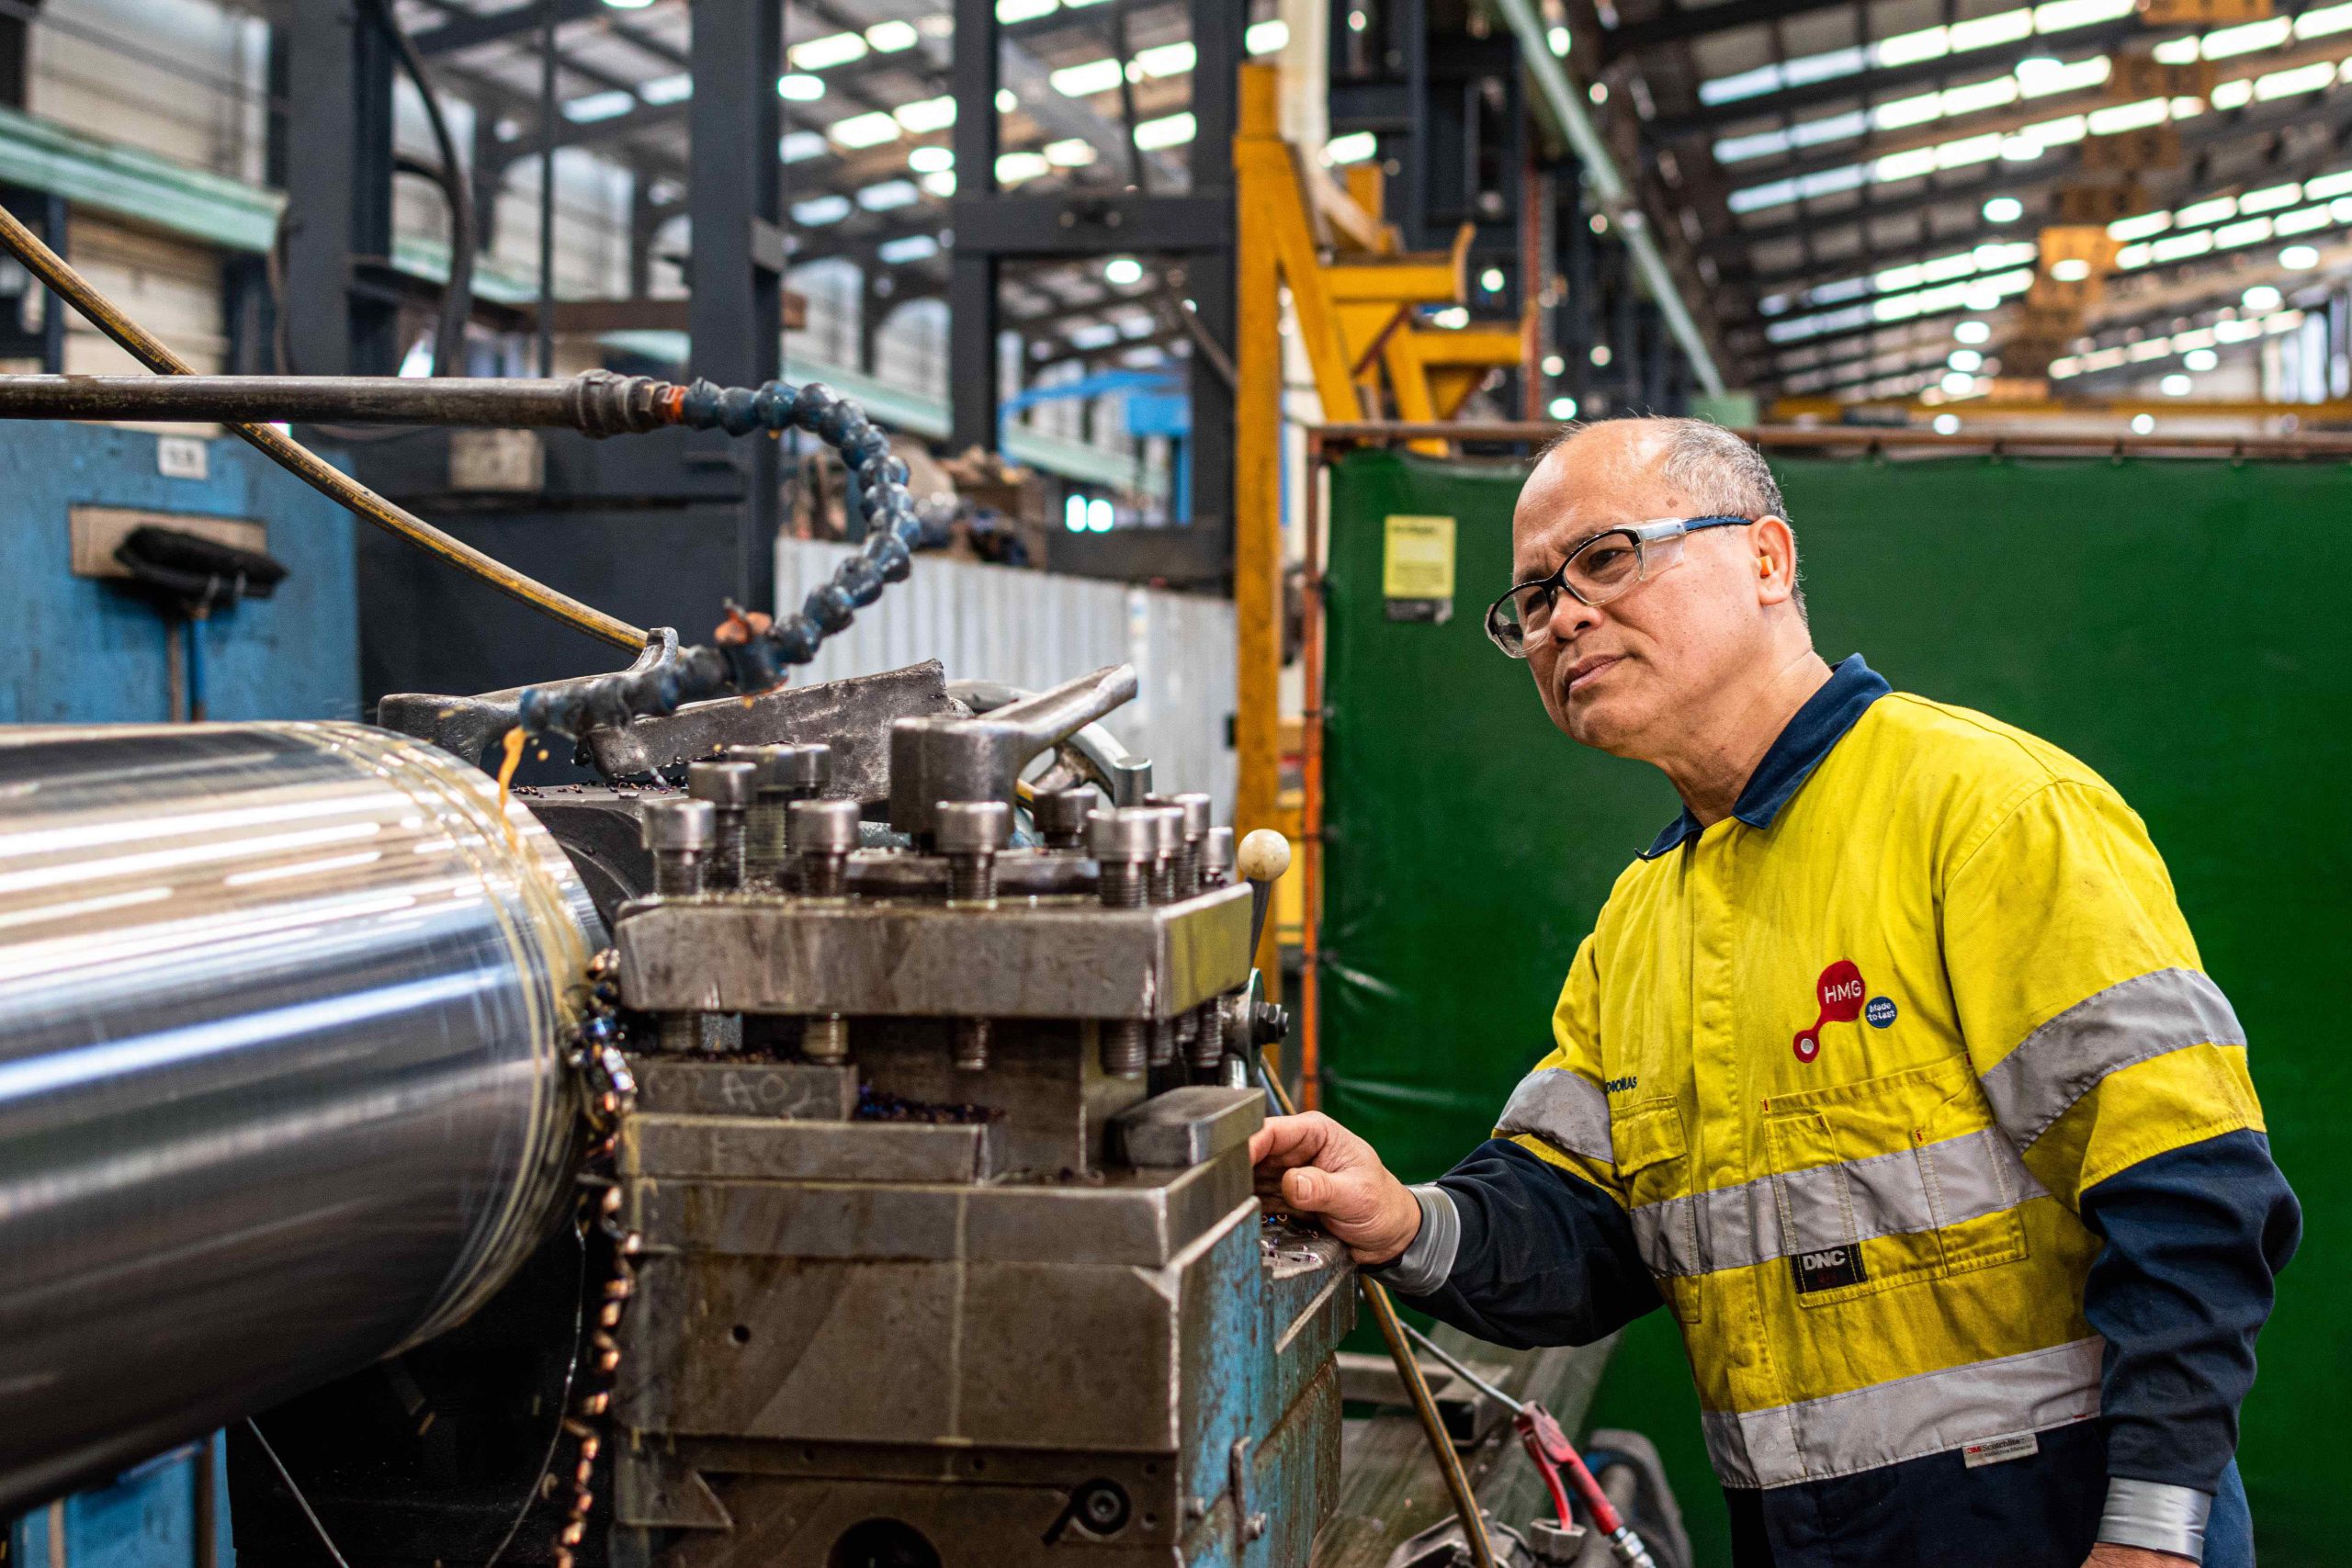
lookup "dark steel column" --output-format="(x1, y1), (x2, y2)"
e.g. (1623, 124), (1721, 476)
(284, 2), (398, 375)
(948, 0), (1002, 455)
(689, 0), (783, 610)
(1186, 0), (1241, 564)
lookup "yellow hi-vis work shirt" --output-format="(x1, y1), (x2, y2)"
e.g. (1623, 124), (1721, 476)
(1494, 659), (2267, 1493)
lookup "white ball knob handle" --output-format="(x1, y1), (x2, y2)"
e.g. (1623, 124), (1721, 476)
(1238, 828), (1292, 886)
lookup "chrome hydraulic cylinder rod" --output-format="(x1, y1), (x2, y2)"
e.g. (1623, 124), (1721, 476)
(0, 724), (601, 1516)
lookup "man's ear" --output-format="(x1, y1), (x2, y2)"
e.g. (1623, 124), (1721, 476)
(1751, 516), (1800, 607)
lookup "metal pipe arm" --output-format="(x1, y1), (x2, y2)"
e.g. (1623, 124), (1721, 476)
(888, 664), (1140, 841)
(0, 372), (683, 433)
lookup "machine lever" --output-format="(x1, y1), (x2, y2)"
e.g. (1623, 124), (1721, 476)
(1238, 828), (1292, 960)
(888, 663), (1139, 840)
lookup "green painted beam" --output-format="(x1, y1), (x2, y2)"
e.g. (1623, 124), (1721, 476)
(0, 105), (283, 254)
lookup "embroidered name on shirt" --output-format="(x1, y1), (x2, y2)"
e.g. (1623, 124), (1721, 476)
(1792, 1245), (1868, 1292)
(1603, 1075), (1640, 1095)
(1962, 1432), (2041, 1469)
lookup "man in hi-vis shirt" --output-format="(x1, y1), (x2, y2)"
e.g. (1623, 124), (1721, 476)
(1250, 418), (2299, 1567)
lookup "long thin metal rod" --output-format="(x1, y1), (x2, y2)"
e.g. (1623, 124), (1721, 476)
(0, 375), (643, 427)
(1405, 1321), (1524, 1414)
(1491, 0), (1727, 398)
(0, 202), (646, 651)
(244, 1420), (354, 1568)
(1259, 1055), (1499, 1568)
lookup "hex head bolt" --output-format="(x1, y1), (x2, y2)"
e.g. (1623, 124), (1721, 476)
(785, 795), (863, 1066)
(641, 796), (717, 898)
(1089, 807), (1159, 1077)
(687, 760), (758, 890)
(1150, 792), (1214, 897)
(1032, 784), (1101, 850)
(936, 799), (1012, 1072)
(787, 796), (862, 899)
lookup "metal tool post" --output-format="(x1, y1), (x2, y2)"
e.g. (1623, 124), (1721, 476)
(601, 662), (1353, 1565)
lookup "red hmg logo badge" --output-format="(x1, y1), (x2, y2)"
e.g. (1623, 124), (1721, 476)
(1793, 960), (1867, 1063)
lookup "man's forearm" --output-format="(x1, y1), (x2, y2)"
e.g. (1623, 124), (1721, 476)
(2078, 1129), (2299, 1557)
(1374, 1138), (1660, 1348)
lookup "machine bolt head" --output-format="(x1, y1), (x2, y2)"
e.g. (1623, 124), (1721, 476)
(1150, 791), (1214, 840)
(1032, 784), (1101, 841)
(1086, 806), (1158, 862)
(1144, 805), (1185, 860)
(687, 759), (759, 808)
(1201, 825), (1235, 881)
(722, 743), (794, 794)
(786, 796), (863, 852)
(773, 742), (833, 794)
(934, 798), (1012, 853)
(640, 796), (717, 851)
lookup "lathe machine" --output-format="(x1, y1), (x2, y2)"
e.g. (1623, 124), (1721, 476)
(0, 655), (1352, 1568)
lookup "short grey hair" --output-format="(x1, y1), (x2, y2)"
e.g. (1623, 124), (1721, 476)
(1543, 415), (1804, 615)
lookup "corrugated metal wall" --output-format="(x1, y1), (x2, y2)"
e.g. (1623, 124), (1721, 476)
(775, 539), (1237, 811)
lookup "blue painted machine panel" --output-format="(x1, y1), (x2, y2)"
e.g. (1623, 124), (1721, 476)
(0, 423), (358, 724)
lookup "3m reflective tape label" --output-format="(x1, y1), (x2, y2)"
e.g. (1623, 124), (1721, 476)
(1792, 1244), (1867, 1292)
(1963, 1432), (2041, 1469)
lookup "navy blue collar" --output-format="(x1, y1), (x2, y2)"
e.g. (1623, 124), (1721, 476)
(1639, 654), (1890, 860)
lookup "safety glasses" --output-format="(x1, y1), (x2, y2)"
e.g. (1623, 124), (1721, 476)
(1483, 515), (1752, 659)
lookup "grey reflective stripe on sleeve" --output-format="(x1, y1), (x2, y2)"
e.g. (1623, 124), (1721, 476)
(2098, 1479), (2211, 1560)
(1364, 1185), (1460, 1298)
(1701, 1337), (2104, 1489)
(1630, 1127), (2048, 1278)
(1495, 1067), (1614, 1163)
(1980, 968), (2245, 1149)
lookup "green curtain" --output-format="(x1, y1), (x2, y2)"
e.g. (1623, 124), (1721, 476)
(1321, 446), (2352, 1567)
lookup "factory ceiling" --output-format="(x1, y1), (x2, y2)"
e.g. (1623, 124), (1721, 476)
(383, 0), (1283, 378)
(1589, 0), (2352, 402)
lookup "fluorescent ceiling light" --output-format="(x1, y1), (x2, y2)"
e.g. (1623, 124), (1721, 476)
(865, 20), (920, 51)
(996, 150), (1051, 183)
(894, 95), (956, 132)
(857, 179), (922, 210)
(830, 110), (902, 148)
(1050, 57), (1125, 96)
(563, 90), (635, 122)
(1134, 111), (1194, 149)
(788, 31), (868, 70)
(1136, 41), (1195, 76)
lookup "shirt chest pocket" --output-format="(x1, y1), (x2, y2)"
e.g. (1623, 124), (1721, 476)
(1613, 1100), (1703, 1325)
(1761, 1055), (2035, 1308)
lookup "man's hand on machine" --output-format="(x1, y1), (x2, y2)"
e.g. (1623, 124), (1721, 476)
(1249, 1113), (1425, 1266)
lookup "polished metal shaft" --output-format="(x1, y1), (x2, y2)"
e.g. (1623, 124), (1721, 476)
(0, 723), (600, 1516)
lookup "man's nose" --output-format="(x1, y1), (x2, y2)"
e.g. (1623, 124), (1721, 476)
(1545, 594), (1603, 649)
